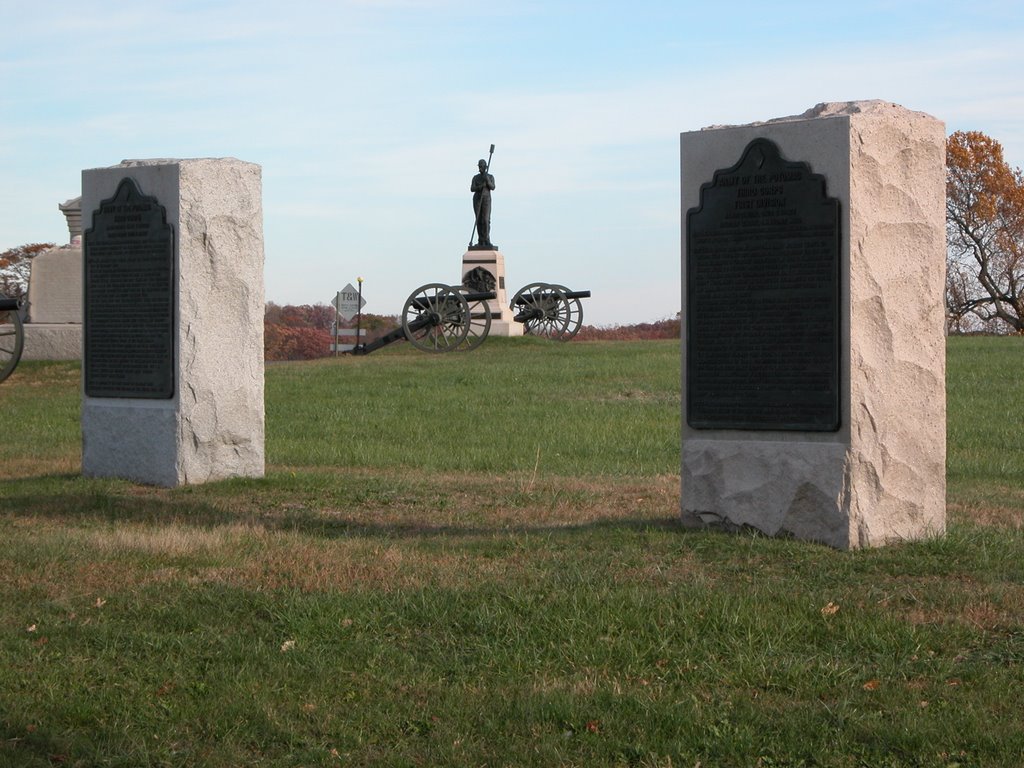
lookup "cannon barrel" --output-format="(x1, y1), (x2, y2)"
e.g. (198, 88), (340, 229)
(463, 290), (497, 303)
(408, 290), (496, 311)
(0, 297), (22, 312)
(511, 289), (590, 305)
(353, 284), (482, 355)
(352, 314), (435, 355)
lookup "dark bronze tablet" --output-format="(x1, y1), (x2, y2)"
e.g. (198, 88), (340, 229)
(84, 177), (174, 399)
(686, 138), (840, 431)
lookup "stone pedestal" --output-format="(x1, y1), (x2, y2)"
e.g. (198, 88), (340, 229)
(21, 198), (84, 361)
(461, 249), (522, 336)
(21, 325), (82, 361)
(22, 246), (83, 360)
(81, 158), (265, 487)
(680, 101), (946, 549)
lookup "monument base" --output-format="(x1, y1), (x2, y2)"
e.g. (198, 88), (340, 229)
(461, 249), (522, 337)
(21, 324), (82, 361)
(682, 440), (850, 548)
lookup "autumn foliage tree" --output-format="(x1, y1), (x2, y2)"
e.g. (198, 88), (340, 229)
(264, 302), (334, 360)
(946, 131), (1024, 334)
(263, 302), (400, 360)
(575, 315), (681, 341)
(0, 243), (56, 300)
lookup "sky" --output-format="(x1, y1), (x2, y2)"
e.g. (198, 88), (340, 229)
(2, 0), (1023, 326)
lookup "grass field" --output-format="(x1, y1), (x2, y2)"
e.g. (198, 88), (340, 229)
(1, 336), (1022, 767)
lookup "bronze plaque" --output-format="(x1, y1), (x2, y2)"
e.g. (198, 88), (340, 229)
(84, 177), (174, 399)
(686, 138), (840, 431)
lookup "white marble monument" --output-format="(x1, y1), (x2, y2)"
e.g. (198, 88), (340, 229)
(460, 249), (522, 336)
(680, 101), (946, 549)
(21, 198), (83, 360)
(81, 158), (265, 487)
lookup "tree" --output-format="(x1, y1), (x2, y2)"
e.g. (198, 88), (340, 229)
(946, 131), (1024, 334)
(0, 243), (56, 300)
(263, 302), (400, 360)
(264, 320), (332, 361)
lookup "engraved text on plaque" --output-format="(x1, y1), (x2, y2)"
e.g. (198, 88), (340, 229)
(84, 177), (174, 399)
(686, 138), (840, 431)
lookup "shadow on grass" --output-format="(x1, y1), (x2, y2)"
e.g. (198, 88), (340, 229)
(0, 473), (685, 541)
(271, 514), (686, 540)
(0, 722), (71, 768)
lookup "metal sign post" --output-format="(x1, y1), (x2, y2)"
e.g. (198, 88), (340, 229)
(355, 277), (364, 353)
(333, 292), (341, 357)
(331, 282), (367, 354)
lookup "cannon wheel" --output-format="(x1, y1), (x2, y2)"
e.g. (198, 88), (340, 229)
(511, 282), (571, 340)
(0, 302), (25, 383)
(402, 283), (471, 353)
(546, 283), (584, 340)
(460, 292), (492, 351)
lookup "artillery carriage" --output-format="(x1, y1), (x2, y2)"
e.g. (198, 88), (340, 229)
(351, 280), (591, 355)
(0, 295), (24, 383)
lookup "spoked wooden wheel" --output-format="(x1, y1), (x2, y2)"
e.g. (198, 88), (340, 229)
(402, 283), (470, 353)
(0, 301), (25, 383)
(545, 283), (584, 340)
(460, 292), (492, 351)
(511, 282), (571, 339)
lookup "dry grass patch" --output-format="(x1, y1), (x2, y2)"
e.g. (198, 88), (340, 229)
(949, 498), (1024, 528)
(228, 539), (511, 593)
(232, 468), (680, 533)
(0, 455), (79, 480)
(902, 594), (1024, 631)
(83, 522), (259, 557)
(0, 557), (148, 604)
(2, 468), (684, 600)
(873, 575), (1024, 630)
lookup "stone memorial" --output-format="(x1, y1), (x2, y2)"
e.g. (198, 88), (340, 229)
(460, 249), (522, 336)
(20, 197), (83, 361)
(680, 101), (946, 549)
(81, 158), (264, 487)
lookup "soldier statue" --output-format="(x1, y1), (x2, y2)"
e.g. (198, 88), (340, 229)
(470, 158), (496, 249)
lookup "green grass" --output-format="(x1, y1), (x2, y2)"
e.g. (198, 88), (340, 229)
(1, 337), (1022, 767)
(267, 337), (681, 476)
(946, 336), (1024, 515)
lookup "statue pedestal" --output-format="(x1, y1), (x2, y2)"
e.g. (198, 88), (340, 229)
(461, 250), (522, 337)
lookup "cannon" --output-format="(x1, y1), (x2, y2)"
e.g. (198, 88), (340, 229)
(352, 283), (496, 355)
(510, 282), (591, 341)
(350, 279), (591, 355)
(0, 295), (25, 383)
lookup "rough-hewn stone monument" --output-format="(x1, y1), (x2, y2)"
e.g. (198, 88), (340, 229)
(680, 101), (946, 549)
(81, 158), (265, 487)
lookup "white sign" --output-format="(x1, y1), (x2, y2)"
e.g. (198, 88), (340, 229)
(332, 283), (365, 321)
(330, 327), (365, 338)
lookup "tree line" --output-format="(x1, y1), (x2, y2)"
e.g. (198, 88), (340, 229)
(3, 130), (1023, 342)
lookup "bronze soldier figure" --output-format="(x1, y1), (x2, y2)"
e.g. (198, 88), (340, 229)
(471, 158), (495, 249)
